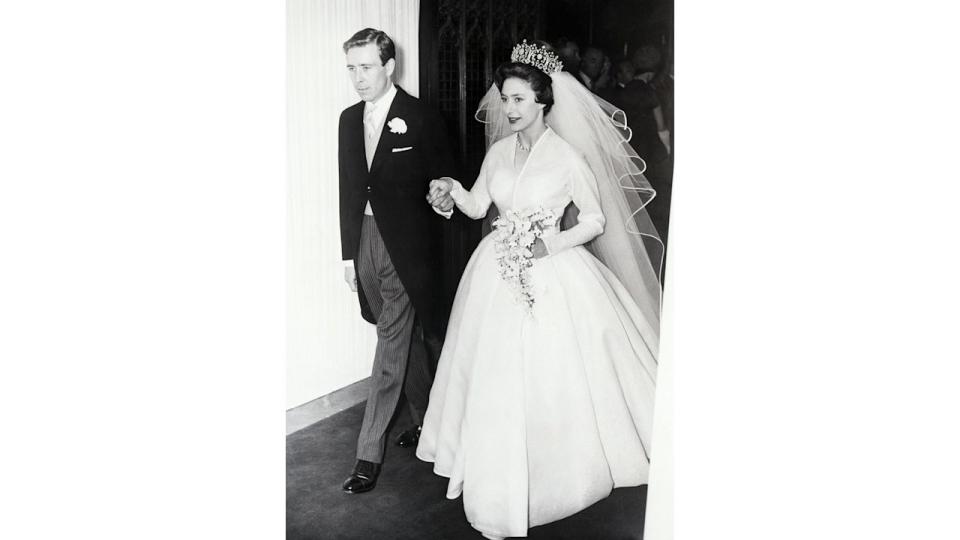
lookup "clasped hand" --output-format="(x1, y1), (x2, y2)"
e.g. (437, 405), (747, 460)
(425, 176), (548, 258)
(426, 177), (455, 212)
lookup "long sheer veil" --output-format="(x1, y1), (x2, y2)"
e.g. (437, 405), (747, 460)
(475, 71), (664, 329)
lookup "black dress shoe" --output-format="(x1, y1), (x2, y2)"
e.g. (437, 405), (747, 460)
(395, 426), (422, 448)
(341, 459), (381, 494)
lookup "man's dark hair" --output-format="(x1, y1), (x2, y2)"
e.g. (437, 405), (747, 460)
(343, 28), (396, 65)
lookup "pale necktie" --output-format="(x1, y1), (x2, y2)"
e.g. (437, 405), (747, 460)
(364, 105), (378, 170)
(363, 105), (377, 215)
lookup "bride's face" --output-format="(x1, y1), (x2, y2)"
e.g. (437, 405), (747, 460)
(500, 77), (545, 133)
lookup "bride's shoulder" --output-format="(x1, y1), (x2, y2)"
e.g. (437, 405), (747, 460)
(545, 130), (583, 162)
(547, 129), (572, 148)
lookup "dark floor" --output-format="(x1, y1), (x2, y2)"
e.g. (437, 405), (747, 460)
(287, 402), (647, 540)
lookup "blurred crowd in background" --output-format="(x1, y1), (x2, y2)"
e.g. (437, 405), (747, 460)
(552, 37), (674, 246)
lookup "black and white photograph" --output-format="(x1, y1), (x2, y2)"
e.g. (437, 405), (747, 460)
(4, 1), (960, 540)
(286, 1), (672, 538)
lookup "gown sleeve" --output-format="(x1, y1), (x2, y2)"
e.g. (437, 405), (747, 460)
(449, 150), (494, 220)
(541, 153), (606, 255)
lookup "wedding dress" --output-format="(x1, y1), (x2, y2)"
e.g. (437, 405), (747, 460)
(416, 126), (659, 539)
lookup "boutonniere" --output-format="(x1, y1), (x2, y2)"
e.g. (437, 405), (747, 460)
(387, 117), (408, 134)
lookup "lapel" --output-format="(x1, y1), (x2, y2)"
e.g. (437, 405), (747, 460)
(344, 103), (367, 180)
(369, 86), (411, 178)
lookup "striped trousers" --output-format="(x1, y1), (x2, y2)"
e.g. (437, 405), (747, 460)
(355, 214), (433, 463)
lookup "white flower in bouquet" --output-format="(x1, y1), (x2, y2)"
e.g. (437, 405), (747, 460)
(491, 207), (558, 313)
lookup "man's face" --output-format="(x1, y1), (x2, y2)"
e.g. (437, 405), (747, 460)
(559, 42), (580, 72)
(581, 48), (604, 79)
(616, 61), (635, 86)
(345, 43), (394, 102)
(632, 46), (661, 73)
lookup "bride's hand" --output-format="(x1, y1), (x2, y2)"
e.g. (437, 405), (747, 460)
(428, 178), (453, 199)
(531, 238), (549, 259)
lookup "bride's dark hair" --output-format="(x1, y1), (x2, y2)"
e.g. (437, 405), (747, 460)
(494, 40), (556, 114)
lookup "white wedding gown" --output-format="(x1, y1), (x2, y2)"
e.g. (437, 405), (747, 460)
(416, 127), (659, 539)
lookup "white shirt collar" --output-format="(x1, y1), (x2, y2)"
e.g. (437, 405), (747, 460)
(364, 83), (397, 126)
(577, 71), (592, 88)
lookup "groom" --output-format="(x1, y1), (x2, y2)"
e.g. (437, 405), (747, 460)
(338, 28), (456, 494)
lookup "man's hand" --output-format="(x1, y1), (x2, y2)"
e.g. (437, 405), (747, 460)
(344, 265), (358, 292)
(435, 194), (454, 212)
(658, 129), (671, 155)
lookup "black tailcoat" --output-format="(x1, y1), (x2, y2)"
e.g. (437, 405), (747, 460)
(338, 86), (456, 340)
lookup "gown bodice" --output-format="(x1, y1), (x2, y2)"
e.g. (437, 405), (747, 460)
(450, 127), (606, 256)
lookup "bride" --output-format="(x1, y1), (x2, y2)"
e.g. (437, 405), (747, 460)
(416, 40), (662, 540)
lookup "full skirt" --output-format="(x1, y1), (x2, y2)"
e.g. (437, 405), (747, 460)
(416, 234), (659, 539)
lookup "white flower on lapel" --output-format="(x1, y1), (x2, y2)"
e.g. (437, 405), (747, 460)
(387, 117), (408, 134)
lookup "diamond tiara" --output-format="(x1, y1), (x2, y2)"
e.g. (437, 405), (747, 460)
(510, 40), (563, 74)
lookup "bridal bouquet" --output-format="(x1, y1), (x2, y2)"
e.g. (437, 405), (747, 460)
(491, 207), (557, 313)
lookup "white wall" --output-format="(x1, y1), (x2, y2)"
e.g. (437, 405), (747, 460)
(287, 0), (421, 409)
